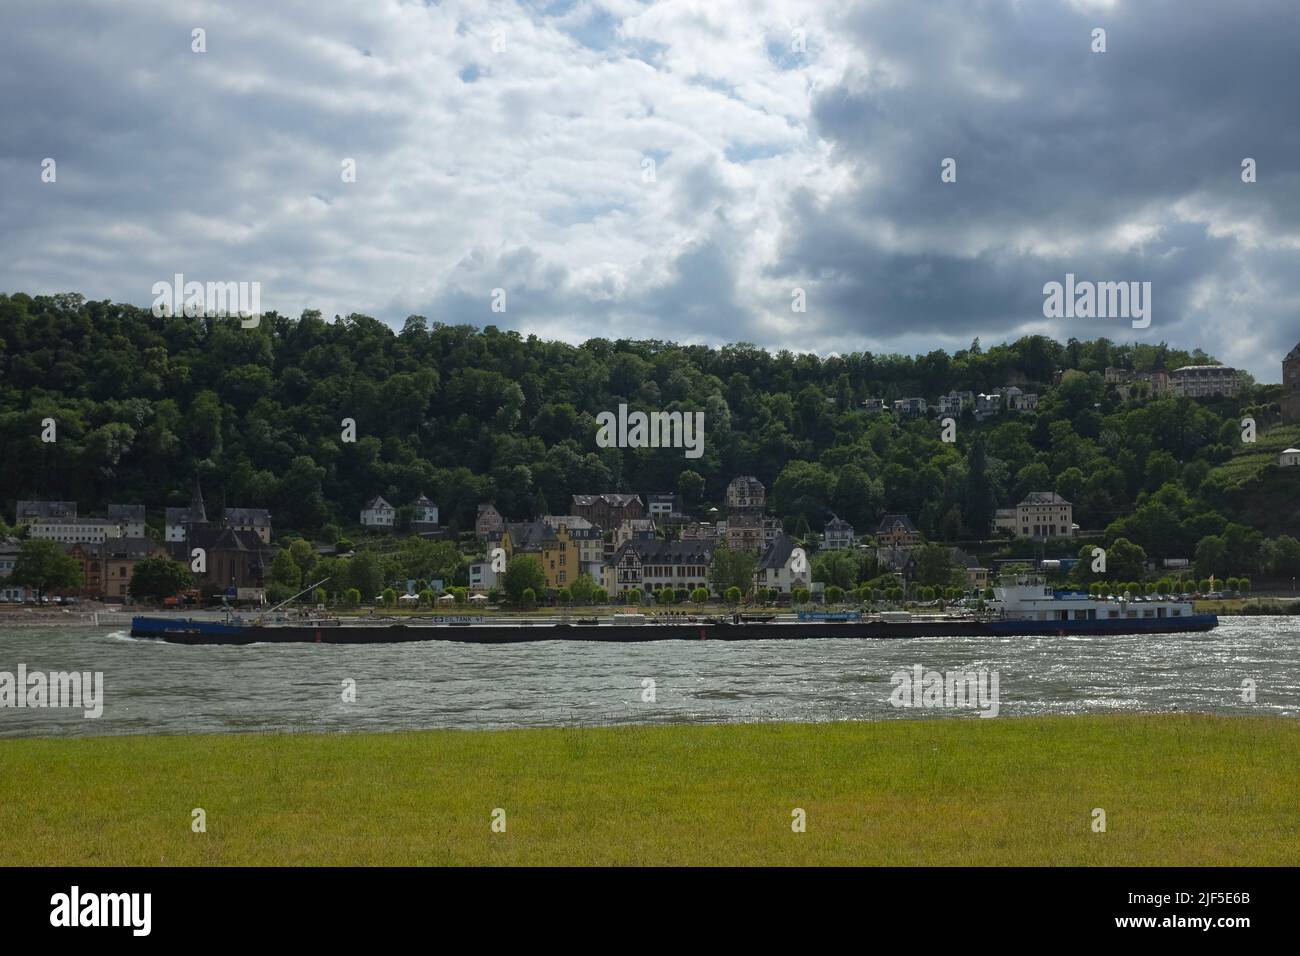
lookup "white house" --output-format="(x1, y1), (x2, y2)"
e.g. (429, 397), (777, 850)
(1280, 448), (1300, 468)
(894, 397), (927, 418)
(605, 539), (714, 597)
(753, 535), (812, 595)
(469, 559), (500, 592)
(361, 496), (396, 529)
(823, 516), (856, 551)
(0, 538), (28, 602)
(27, 517), (122, 545)
(108, 504), (146, 538)
(974, 393), (1003, 421)
(410, 494), (439, 528)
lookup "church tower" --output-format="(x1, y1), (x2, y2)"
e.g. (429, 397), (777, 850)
(188, 475), (208, 526)
(1283, 343), (1300, 423)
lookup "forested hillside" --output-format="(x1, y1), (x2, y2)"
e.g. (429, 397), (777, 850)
(1, 293), (1293, 570)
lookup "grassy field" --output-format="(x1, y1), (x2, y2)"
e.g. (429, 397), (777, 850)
(2, 715), (1297, 866)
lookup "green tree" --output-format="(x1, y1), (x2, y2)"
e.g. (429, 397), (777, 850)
(709, 544), (757, 597)
(11, 539), (82, 602)
(268, 549), (302, 591)
(128, 556), (194, 604)
(348, 551), (385, 602)
(962, 435), (996, 535)
(503, 555), (546, 604)
(913, 543), (955, 587)
(678, 469), (705, 509)
(1106, 537), (1147, 582)
(570, 573), (596, 605)
(691, 587), (708, 605)
(725, 586), (742, 605)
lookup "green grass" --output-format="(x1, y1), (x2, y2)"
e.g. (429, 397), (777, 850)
(2, 715), (1297, 866)
(1209, 422), (1300, 487)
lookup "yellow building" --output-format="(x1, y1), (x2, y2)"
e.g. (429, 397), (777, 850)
(502, 521), (580, 590)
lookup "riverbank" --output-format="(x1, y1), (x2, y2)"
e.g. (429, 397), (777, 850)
(6, 597), (1298, 627)
(1, 714), (1295, 865)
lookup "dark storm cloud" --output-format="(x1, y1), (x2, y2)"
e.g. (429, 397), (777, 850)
(771, 0), (1300, 373)
(0, 0), (1295, 378)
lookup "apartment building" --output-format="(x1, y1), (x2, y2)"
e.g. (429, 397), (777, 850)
(605, 539), (714, 597)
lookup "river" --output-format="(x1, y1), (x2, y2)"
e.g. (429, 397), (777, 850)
(0, 618), (1297, 737)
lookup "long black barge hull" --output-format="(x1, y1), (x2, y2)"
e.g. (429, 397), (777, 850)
(132, 616), (1220, 645)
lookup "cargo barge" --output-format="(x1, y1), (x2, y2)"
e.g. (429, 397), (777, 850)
(130, 577), (1218, 644)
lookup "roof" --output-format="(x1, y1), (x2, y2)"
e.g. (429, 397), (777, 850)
(1288, 343), (1300, 362)
(614, 538), (714, 565)
(571, 493), (643, 507)
(540, 514), (594, 530)
(169, 526), (272, 561)
(1283, 448), (1300, 454)
(726, 476), (765, 496)
(757, 534), (798, 570)
(224, 507), (270, 524)
(165, 507), (190, 523)
(875, 514), (918, 534)
(825, 516), (854, 532)
(363, 496), (394, 511)
(505, 521), (556, 551)
(108, 504), (145, 522)
(102, 537), (164, 560)
(1172, 365), (1235, 373)
(16, 500), (77, 519)
(410, 494), (435, 506)
(31, 516), (116, 526)
(1020, 491), (1071, 506)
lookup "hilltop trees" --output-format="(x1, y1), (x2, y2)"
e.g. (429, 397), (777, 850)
(1, 293), (1285, 578)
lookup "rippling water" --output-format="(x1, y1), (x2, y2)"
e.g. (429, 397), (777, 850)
(0, 619), (1297, 737)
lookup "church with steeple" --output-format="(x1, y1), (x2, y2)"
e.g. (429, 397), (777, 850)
(163, 477), (274, 601)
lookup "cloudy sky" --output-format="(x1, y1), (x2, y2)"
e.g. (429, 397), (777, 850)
(3, 0), (1297, 379)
